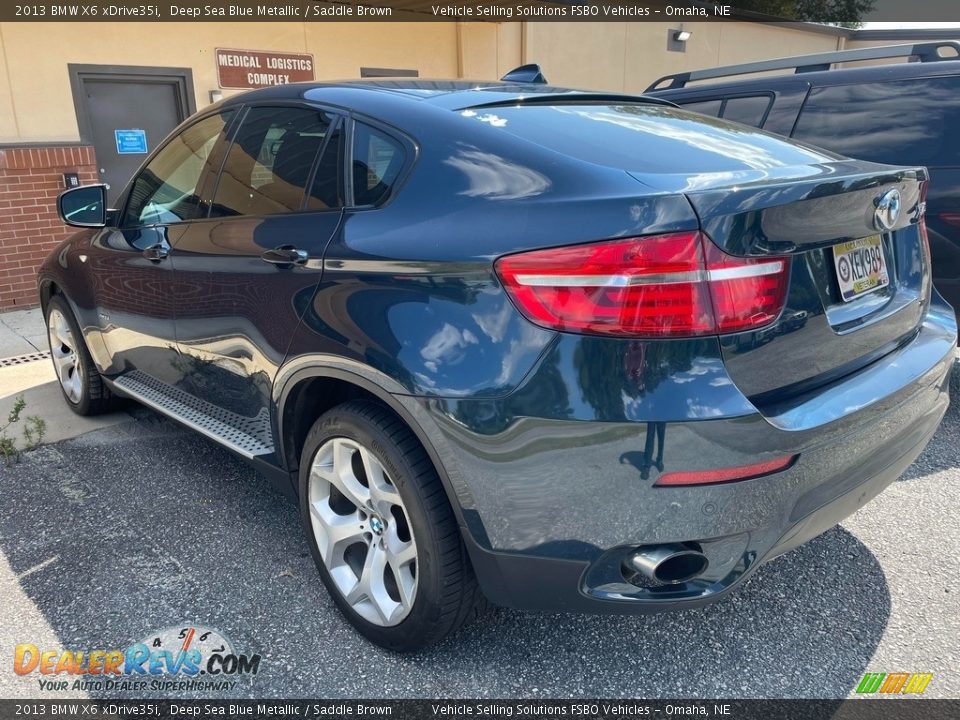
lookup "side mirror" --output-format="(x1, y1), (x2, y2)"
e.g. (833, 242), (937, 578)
(57, 184), (108, 228)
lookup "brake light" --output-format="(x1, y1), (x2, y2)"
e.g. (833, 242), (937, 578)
(655, 454), (797, 487)
(494, 232), (789, 338)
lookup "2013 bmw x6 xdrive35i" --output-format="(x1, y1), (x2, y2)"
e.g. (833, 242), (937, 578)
(39, 77), (956, 651)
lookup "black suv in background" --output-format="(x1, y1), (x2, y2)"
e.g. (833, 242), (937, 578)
(648, 41), (960, 315)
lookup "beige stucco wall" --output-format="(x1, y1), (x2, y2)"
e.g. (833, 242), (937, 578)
(0, 21), (948, 146)
(843, 36), (960, 66)
(0, 21), (465, 143)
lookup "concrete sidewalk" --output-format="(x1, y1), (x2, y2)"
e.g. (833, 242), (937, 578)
(0, 307), (47, 357)
(0, 307), (132, 446)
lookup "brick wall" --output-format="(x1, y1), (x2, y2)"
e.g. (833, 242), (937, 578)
(0, 146), (98, 309)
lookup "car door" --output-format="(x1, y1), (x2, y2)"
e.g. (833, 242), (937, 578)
(88, 110), (236, 383)
(171, 104), (345, 425)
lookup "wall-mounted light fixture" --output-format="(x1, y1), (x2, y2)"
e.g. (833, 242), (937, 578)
(668, 27), (692, 53)
(209, 89), (224, 104)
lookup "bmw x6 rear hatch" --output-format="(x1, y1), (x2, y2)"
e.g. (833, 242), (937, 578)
(672, 161), (928, 404)
(471, 103), (932, 406)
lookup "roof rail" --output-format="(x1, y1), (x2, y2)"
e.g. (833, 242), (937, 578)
(647, 41), (960, 91)
(500, 64), (548, 84)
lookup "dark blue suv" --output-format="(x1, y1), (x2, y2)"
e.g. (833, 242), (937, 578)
(41, 75), (955, 650)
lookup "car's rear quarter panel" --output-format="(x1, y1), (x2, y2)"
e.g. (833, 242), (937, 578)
(286, 96), (703, 398)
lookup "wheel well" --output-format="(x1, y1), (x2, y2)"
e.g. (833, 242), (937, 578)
(39, 281), (61, 314)
(281, 375), (396, 470)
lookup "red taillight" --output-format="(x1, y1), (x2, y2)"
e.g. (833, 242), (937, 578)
(494, 231), (789, 338)
(655, 454), (797, 487)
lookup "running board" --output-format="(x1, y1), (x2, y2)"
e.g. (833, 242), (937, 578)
(113, 370), (275, 458)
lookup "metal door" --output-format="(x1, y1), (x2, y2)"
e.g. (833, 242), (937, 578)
(70, 66), (195, 204)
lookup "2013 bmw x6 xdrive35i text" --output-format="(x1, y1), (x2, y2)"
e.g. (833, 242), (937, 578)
(39, 77), (956, 651)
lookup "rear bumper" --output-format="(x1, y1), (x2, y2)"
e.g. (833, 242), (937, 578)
(395, 301), (956, 613)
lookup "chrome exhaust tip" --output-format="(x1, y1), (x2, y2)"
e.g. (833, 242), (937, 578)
(628, 543), (709, 585)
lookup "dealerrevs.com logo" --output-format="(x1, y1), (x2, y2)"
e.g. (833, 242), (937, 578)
(14, 624), (261, 692)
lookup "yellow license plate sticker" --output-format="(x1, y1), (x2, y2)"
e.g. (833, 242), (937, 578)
(832, 235), (890, 302)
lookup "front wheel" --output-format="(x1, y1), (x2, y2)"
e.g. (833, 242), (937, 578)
(45, 295), (115, 416)
(299, 401), (484, 651)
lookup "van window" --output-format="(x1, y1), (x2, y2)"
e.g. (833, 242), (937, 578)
(721, 96), (771, 127)
(679, 99), (722, 117)
(211, 106), (335, 217)
(793, 77), (960, 166)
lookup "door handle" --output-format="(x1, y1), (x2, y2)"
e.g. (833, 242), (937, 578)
(143, 244), (169, 262)
(261, 245), (308, 267)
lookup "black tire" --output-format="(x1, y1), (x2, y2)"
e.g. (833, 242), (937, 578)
(299, 401), (485, 651)
(45, 294), (116, 416)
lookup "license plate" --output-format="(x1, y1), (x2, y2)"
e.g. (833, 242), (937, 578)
(832, 235), (890, 302)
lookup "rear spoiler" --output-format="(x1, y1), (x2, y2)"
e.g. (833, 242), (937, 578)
(460, 93), (677, 111)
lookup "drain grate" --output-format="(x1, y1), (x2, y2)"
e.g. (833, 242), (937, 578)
(0, 351), (50, 368)
(114, 370), (274, 458)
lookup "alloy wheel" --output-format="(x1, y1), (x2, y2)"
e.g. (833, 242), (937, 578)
(307, 437), (418, 626)
(47, 308), (83, 404)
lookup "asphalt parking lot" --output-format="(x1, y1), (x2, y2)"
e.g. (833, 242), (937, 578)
(0, 366), (957, 700)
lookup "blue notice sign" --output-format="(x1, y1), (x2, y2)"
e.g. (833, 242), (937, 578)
(114, 129), (148, 154)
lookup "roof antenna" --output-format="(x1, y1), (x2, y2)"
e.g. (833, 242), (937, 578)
(500, 64), (548, 84)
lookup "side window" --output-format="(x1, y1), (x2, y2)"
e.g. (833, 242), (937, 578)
(793, 78), (960, 166)
(679, 99), (722, 117)
(123, 111), (233, 227)
(351, 122), (405, 206)
(210, 106), (335, 218)
(721, 95), (772, 128)
(307, 123), (344, 210)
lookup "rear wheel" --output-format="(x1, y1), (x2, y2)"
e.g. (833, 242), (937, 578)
(299, 401), (483, 651)
(45, 295), (115, 416)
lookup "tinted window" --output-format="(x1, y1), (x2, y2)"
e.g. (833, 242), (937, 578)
(211, 106), (334, 217)
(464, 104), (833, 175)
(307, 123), (344, 210)
(793, 77), (960, 166)
(679, 99), (722, 117)
(123, 111), (232, 227)
(721, 95), (771, 127)
(352, 123), (405, 206)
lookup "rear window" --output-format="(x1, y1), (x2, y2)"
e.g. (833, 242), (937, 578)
(460, 104), (832, 174)
(793, 77), (960, 166)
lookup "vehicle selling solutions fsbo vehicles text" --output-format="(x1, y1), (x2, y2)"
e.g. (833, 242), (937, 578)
(429, 5), (731, 18)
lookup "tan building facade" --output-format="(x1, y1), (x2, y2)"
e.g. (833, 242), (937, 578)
(0, 20), (950, 309)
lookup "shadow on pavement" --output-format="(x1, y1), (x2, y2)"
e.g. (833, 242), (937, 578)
(0, 416), (890, 698)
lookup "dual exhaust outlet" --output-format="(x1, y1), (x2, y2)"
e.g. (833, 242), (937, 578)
(627, 543), (709, 585)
